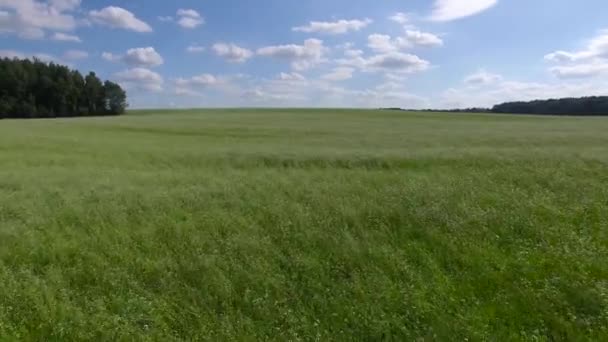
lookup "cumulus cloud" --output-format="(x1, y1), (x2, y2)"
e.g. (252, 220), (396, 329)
(51, 32), (81, 42)
(365, 52), (430, 73)
(545, 30), (608, 79)
(322, 67), (355, 81)
(257, 39), (327, 70)
(212, 43), (253, 63)
(175, 74), (219, 88)
(368, 30), (443, 52)
(0, 0), (79, 39)
(102, 47), (163, 67)
(550, 63), (608, 79)
(115, 68), (163, 92)
(89, 6), (152, 32)
(278, 72), (306, 81)
(430, 0), (498, 22)
(293, 18), (372, 35)
(389, 12), (410, 25)
(338, 49), (431, 75)
(176, 8), (203, 29)
(464, 70), (503, 85)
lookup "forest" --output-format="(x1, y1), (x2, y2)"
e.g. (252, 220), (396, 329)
(0, 58), (127, 119)
(492, 96), (608, 115)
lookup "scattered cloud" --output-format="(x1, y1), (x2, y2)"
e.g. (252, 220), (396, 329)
(389, 12), (410, 25)
(89, 6), (152, 32)
(51, 32), (81, 42)
(430, 0), (498, 22)
(176, 8), (203, 29)
(550, 62), (608, 79)
(545, 30), (608, 79)
(212, 43), (253, 63)
(257, 39), (327, 70)
(115, 68), (164, 92)
(464, 70), (503, 85)
(368, 30), (443, 52)
(293, 18), (372, 35)
(103, 47), (164, 67)
(175, 74), (219, 88)
(0, 0), (79, 39)
(278, 72), (306, 81)
(322, 67), (355, 81)
(365, 52), (430, 73)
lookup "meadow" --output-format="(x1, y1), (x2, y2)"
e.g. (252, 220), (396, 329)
(0, 109), (607, 340)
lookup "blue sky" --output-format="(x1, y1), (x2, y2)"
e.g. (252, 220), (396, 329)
(2, 0), (608, 108)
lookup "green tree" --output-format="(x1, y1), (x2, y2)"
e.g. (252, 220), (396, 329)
(103, 81), (128, 115)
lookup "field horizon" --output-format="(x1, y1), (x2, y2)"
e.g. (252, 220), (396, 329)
(1, 109), (607, 340)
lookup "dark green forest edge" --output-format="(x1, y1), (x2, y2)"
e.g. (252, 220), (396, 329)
(0, 58), (127, 119)
(391, 96), (608, 116)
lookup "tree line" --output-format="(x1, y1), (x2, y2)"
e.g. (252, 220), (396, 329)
(491, 96), (608, 115)
(0, 57), (127, 119)
(394, 96), (608, 115)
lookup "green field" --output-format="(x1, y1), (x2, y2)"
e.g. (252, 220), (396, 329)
(0, 109), (607, 340)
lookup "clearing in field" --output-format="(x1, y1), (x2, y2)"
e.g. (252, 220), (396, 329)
(0, 109), (607, 340)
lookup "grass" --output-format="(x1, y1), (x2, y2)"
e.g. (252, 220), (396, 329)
(0, 109), (607, 340)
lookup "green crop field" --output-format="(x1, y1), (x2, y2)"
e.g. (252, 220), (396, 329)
(0, 109), (607, 340)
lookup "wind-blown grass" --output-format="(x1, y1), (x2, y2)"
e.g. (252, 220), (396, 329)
(0, 109), (607, 340)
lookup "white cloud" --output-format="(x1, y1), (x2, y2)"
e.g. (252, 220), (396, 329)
(550, 62), (608, 79)
(338, 50), (430, 75)
(365, 52), (430, 73)
(177, 9), (200, 18)
(89, 6), (152, 33)
(63, 49), (87, 60)
(176, 74), (218, 87)
(115, 68), (163, 92)
(404, 30), (443, 47)
(464, 70), (503, 85)
(124, 47), (163, 67)
(212, 43), (253, 63)
(178, 16), (203, 29)
(186, 45), (205, 53)
(545, 30), (608, 63)
(51, 32), (81, 42)
(0, 0), (79, 39)
(101, 52), (120, 62)
(344, 49), (364, 58)
(278, 72), (306, 81)
(176, 8), (203, 29)
(389, 12), (410, 25)
(293, 18), (372, 35)
(257, 39), (327, 70)
(103, 47), (163, 67)
(368, 30), (443, 52)
(430, 0), (498, 22)
(322, 67), (355, 81)
(545, 30), (608, 79)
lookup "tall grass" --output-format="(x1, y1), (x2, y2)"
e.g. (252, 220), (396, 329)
(0, 109), (607, 340)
